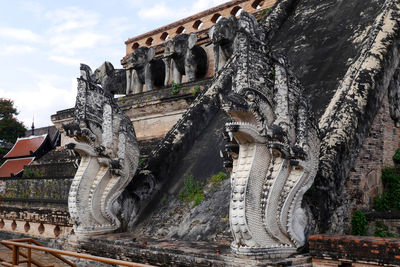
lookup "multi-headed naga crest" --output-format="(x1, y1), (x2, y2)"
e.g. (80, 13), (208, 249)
(217, 12), (319, 257)
(63, 64), (139, 236)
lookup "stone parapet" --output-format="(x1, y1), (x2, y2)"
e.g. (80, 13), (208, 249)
(52, 79), (212, 148)
(0, 206), (72, 239)
(119, 78), (211, 140)
(309, 234), (400, 266)
(75, 233), (311, 267)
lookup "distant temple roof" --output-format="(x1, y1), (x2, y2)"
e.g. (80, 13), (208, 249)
(4, 134), (48, 159)
(0, 157), (35, 177)
(25, 125), (60, 145)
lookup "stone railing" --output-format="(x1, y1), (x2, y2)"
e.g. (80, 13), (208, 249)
(124, 0), (275, 55)
(0, 206), (72, 239)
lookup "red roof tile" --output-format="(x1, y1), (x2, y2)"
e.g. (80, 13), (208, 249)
(0, 157), (34, 177)
(4, 134), (47, 159)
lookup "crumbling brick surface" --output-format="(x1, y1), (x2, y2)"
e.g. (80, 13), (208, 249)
(347, 94), (400, 206)
(309, 234), (400, 265)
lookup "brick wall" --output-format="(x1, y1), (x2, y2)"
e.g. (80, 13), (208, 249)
(309, 234), (400, 266)
(346, 93), (400, 210)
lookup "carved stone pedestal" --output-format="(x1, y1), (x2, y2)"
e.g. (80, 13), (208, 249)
(231, 244), (297, 259)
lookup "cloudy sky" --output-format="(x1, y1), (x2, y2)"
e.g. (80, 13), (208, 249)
(0, 0), (228, 128)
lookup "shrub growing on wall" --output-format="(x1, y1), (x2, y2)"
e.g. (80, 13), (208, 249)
(373, 168), (400, 211)
(393, 149), (400, 165)
(351, 210), (367, 236)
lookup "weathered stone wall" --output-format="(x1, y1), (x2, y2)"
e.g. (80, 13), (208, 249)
(0, 149), (76, 240)
(269, 0), (400, 233)
(119, 79), (211, 140)
(51, 109), (75, 147)
(350, 94), (400, 196)
(1, 178), (71, 203)
(130, 111), (230, 242)
(52, 80), (212, 148)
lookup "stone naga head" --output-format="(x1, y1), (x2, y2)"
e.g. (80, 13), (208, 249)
(209, 16), (239, 73)
(215, 12), (319, 257)
(63, 63), (139, 236)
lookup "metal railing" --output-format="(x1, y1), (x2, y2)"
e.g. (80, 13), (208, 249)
(0, 176), (74, 181)
(0, 238), (154, 267)
(0, 198), (67, 205)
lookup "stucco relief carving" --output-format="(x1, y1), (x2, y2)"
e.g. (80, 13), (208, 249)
(63, 64), (139, 236)
(93, 61), (126, 96)
(125, 47), (165, 94)
(209, 16), (238, 73)
(163, 33), (208, 85)
(216, 12), (320, 257)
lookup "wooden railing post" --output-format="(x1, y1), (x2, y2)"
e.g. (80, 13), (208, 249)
(2, 239), (154, 267)
(12, 245), (19, 265)
(28, 239), (32, 267)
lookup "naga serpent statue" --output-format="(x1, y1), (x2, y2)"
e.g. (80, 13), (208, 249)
(215, 12), (320, 257)
(63, 64), (139, 236)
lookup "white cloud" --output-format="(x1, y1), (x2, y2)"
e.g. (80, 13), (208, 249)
(0, 45), (35, 56)
(46, 7), (99, 34)
(49, 32), (108, 54)
(0, 0), (234, 128)
(49, 55), (82, 67)
(0, 78), (76, 128)
(20, 1), (44, 18)
(124, 0), (147, 8)
(43, 7), (110, 57)
(138, 0), (230, 21)
(138, 3), (188, 21)
(0, 27), (42, 43)
(191, 0), (230, 13)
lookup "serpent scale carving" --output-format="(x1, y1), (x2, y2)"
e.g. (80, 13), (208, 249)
(215, 12), (319, 257)
(63, 64), (139, 236)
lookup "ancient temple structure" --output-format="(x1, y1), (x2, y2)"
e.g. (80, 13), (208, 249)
(2, 0), (400, 265)
(52, 0), (275, 153)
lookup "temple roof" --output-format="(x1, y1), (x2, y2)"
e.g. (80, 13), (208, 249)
(0, 157), (35, 177)
(4, 134), (48, 159)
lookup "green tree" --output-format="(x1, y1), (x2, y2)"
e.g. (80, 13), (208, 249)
(0, 98), (26, 144)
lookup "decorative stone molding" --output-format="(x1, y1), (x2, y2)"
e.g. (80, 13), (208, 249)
(63, 64), (139, 236)
(214, 12), (319, 257)
(0, 206), (72, 238)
